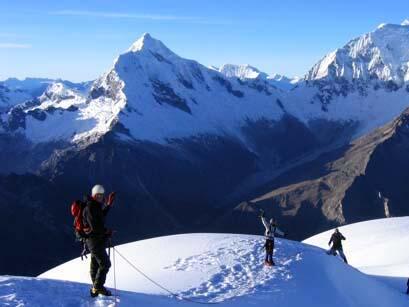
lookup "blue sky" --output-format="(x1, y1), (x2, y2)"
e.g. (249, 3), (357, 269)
(2, 0), (409, 82)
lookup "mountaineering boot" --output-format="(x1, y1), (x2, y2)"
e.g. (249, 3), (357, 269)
(97, 287), (112, 296)
(90, 287), (112, 297)
(90, 287), (98, 298)
(406, 279), (409, 294)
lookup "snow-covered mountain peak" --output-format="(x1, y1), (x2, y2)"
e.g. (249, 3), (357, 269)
(127, 33), (174, 57)
(401, 19), (409, 26)
(219, 64), (268, 80)
(266, 74), (301, 90)
(41, 82), (72, 98)
(269, 73), (289, 82)
(34, 82), (85, 109)
(218, 64), (301, 90)
(377, 23), (389, 29)
(269, 73), (301, 84)
(81, 34), (291, 143)
(306, 22), (409, 83)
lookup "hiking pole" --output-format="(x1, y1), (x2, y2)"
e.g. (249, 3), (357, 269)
(109, 238), (118, 306)
(113, 242), (118, 305)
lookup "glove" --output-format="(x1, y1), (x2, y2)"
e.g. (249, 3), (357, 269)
(259, 209), (265, 218)
(107, 192), (116, 206)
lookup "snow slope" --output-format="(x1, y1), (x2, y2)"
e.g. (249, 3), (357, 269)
(0, 275), (186, 307)
(303, 217), (409, 292)
(287, 83), (409, 139)
(31, 233), (408, 306)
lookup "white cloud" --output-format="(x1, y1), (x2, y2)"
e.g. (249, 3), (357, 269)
(50, 10), (198, 21)
(0, 43), (31, 49)
(48, 10), (231, 25)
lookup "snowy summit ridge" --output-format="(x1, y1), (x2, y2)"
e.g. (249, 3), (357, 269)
(307, 21), (409, 83)
(219, 64), (268, 80)
(127, 32), (175, 57)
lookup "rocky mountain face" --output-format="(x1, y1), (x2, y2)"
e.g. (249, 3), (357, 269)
(2, 23), (409, 275)
(215, 107), (409, 240)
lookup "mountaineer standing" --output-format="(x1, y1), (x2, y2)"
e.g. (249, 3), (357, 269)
(83, 184), (116, 297)
(327, 228), (348, 264)
(260, 210), (285, 266)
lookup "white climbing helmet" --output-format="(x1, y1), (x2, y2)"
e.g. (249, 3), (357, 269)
(92, 184), (105, 196)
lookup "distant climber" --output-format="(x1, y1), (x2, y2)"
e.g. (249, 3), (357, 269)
(260, 210), (285, 266)
(327, 228), (348, 264)
(82, 184), (116, 297)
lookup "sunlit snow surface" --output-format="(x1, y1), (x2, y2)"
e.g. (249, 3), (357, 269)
(304, 216), (409, 292)
(0, 233), (404, 306)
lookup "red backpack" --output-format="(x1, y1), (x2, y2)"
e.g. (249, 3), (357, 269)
(71, 200), (89, 239)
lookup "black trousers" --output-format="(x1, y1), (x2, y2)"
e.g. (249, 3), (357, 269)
(406, 278), (409, 294)
(86, 237), (111, 289)
(265, 238), (275, 262)
(327, 246), (348, 263)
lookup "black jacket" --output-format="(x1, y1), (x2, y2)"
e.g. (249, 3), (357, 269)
(329, 232), (346, 249)
(83, 197), (110, 237)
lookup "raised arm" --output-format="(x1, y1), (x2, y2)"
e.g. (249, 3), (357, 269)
(261, 216), (269, 231)
(103, 192), (116, 216)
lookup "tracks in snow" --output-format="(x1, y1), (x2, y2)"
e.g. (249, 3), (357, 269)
(164, 237), (303, 303)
